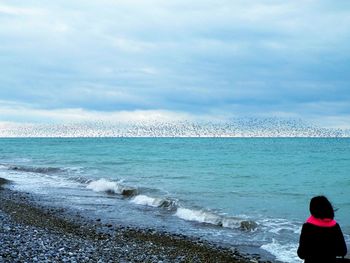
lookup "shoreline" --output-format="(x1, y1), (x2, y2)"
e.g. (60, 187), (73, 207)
(0, 178), (272, 263)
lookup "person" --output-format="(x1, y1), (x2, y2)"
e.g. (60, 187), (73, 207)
(298, 196), (347, 263)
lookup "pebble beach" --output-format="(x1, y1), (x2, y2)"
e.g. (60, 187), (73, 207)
(0, 178), (270, 263)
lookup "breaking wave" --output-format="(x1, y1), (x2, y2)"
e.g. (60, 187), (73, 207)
(175, 207), (257, 231)
(130, 195), (257, 231)
(86, 178), (137, 197)
(131, 195), (178, 210)
(0, 177), (11, 186)
(7, 165), (63, 174)
(3, 162), (259, 233)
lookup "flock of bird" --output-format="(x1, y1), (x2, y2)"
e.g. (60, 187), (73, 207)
(1, 118), (349, 137)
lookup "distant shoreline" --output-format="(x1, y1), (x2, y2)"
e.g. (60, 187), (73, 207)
(0, 178), (269, 263)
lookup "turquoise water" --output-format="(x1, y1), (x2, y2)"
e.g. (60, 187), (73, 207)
(0, 138), (349, 262)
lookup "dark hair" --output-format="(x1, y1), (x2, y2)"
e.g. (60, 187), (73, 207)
(309, 196), (334, 219)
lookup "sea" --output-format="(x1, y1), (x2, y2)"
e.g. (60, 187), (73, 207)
(0, 138), (349, 262)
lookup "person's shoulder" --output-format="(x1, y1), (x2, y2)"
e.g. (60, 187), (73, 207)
(303, 222), (341, 230)
(302, 222), (326, 230)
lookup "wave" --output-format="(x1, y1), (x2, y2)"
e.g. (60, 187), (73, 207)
(86, 178), (137, 197)
(130, 195), (257, 231)
(67, 176), (92, 184)
(175, 207), (257, 231)
(0, 177), (11, 186)
(131, 195), (178, 210)
(175, 207), (221, 224)
(7, 165), (63, 174)
(3, 163), (258, 232)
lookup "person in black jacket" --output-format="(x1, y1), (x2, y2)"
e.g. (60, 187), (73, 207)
(298, 196), (347, 263)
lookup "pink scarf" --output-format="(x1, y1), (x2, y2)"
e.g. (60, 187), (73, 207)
(306, 215), (337, 227)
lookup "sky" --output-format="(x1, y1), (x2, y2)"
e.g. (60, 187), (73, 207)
(1, 0), (350, 129)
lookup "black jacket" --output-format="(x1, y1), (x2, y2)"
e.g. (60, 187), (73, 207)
(298, 222), (347, 263)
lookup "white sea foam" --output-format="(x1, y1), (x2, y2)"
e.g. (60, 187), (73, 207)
(87, 179), (121, 193)
(0, 167), (80, 193)
(86, 178), (137, 196)
(175, 207), (258, 231)
(175, 207), (222, 225)
(131, 195), (178, 210)
(259, 218), (302, 235)
(131, 196), (256, 230)
(131, 195), (163, 207)
(261, 239), (302, 263)
(222, 217), (244, 229)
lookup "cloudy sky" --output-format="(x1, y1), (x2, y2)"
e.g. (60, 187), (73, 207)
(1, 0), (350, 128)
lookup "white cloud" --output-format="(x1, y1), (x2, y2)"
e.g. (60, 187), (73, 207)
(0, 4), (44, 16)
(112, 37), (156, 53)
(0, 100), (196, 123)
(313, 115), (350, 129)
(1, 0), (350, 130)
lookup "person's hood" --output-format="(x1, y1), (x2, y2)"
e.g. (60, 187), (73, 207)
(306, 215), (337, 227)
